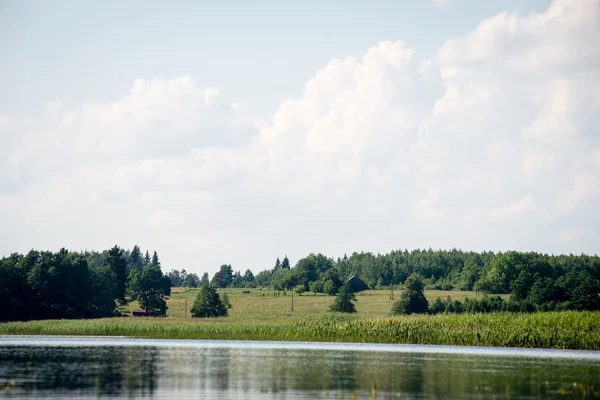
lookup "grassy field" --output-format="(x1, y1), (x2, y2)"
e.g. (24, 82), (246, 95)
(127, 288), (505, 321)
(2, 289), (599, 350)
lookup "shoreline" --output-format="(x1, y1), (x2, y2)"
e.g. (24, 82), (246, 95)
(3, 335), (600, 358)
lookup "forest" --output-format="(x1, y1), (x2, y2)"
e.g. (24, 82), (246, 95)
(0, 246), (170, 322)
(1, 247), (599, 322)
(186, 249), (600, 312)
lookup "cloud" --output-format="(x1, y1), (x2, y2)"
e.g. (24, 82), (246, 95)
(1, 0), (599, 273)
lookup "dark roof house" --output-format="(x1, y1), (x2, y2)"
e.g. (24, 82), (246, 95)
(346, 275), (369, 292)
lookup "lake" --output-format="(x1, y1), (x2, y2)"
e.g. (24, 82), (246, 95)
(1, 336), (599, 398)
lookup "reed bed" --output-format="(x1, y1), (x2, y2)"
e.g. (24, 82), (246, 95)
(1, 311), (599, 350)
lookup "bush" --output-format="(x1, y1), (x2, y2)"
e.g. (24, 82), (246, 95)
(323, 279), (337, 296)
(191, 286), (227, 318)
(329, 284), (357, 313)
(429, 297), (446, 314)
(220, 292), (232, 309)
(309, 281), (323, 295)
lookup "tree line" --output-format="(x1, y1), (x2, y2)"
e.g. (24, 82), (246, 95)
(191, 250), (599, 312)
(0, 245), (171, 322)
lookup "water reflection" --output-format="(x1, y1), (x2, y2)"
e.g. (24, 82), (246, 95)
(1, 338), (599, 398)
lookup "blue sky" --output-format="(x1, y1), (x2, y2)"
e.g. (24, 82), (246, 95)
(1, 0), (550, 118)
(1, 0), (599, 275)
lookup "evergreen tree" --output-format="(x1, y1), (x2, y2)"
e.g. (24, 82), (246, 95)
(200, 272), (210, 287)
(211, 264), (233, 288)
(231, 271), (243, 288)
(281, 256), (290, 269)
(242, 269), (255, 283)
(152, 251), (160, 269)
(391, 275), (429, 315)
(191, 285), (228, 318)
(128, 245), (144, 274)
(144, 250), (151, 266)
(107, 245), (128, 304)
(329, 283), (357, 313)
(274, 257), (281, 270)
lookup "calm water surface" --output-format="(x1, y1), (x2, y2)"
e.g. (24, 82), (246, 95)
(1, 336), (600, 399)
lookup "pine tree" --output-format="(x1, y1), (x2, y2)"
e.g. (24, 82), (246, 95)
(281, 256), (290, 269)
(152, 251), (160, 269)
(128, 245), (144, 273)
(200, 272), (210, 287)
(191, 286), (228, 318)
(144, 250), (151, 266)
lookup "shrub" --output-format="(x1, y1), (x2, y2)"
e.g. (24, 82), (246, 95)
(329, 284), (357, 313)
(323, 279), (337, 296)
(220, 292), (232, 309)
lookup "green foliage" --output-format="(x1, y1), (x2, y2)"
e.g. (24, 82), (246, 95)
(191, 286), (227, 318)
(2, 312), (600, 350)
(242, 269), (255, 283)
(151, 251), (161, 268)
(128, 265), (171, 316)
(220, 292), (232, 309)
(429, 297), (446, 314)
(294, 285), (305, 296)
(200, 272), (210, 287)
(0, 249), (119, 321)
(323, 279), (337, 296)
(107, 245), (128, 304)
(167, 269), (199, 287)
(211, 264), (233, 288)
(391, 275), (429, 315)
(128, 245), (144, 274)
(329, 284), (357, 313)
(309, 281), (323, 295)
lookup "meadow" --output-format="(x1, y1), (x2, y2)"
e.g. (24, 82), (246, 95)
(147, 288), (504, 321)
(1, 289), (599, 350)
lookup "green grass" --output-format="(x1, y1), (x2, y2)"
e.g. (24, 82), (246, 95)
(1, 289), (598, 350)
(1, 312), (599, 350)
(141, 288), (505, 322)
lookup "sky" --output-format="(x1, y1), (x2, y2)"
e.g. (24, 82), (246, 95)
(1, 0), (599, 276)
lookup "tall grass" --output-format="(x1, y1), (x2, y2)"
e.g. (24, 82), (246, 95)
(1, 311), (599, 350)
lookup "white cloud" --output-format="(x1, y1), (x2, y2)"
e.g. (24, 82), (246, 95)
(1, 0), (599, 273)
(463, 196), (537, 222)
(522, 150), (556, 176)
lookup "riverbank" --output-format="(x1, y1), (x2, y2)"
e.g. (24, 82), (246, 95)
(1, 311), (599, 350)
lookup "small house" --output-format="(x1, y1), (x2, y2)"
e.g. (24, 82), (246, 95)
(346, 275), (369, 292)
(132, 308), (150, 317)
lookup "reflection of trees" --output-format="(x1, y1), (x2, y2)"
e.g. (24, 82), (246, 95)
(122, 346), (159, 397)
(0, 345), (126, 396)
(3, 344), (600, 398)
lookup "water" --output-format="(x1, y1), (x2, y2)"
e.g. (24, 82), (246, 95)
(1, 336), (600, 399)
